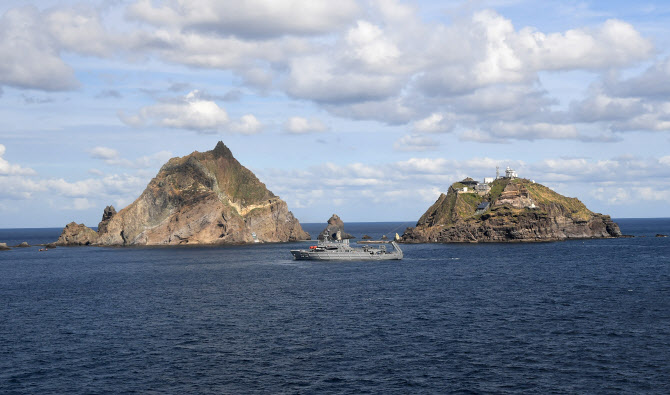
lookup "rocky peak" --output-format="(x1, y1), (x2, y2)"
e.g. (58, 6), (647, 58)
(318, 214), (354, 240)
(212, 141), (234, 159)
(56, 141), (309, 246)
(97, 205), (116, 234)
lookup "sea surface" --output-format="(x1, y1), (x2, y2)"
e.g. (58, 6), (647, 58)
(1, 219), (669, 394)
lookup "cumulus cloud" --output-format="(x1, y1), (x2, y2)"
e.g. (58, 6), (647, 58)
(120, 90), (262, 134)
(0, 0), (663, 144)
(610, 57), (670, 99)
(283, 117), (328, 134)
(0, 6), (78, 91)
(393, 134), (438, 152)
(0, 144), (37, 176)
(569, 61), (670, 133)
(412, 113), (454, 133)
(89, 146), (120, 160)
(514, 19), (652, 71)
(88, 147), (173, 169)
(127, 0), (360, 39)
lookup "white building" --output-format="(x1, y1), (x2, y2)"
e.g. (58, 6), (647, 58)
(505, 166), (517, 179)
(483, 177), (494, 184)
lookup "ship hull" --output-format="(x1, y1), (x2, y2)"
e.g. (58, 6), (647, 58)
(290, 250), (403, 261)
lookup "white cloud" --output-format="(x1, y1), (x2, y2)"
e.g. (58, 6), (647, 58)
(120, 90), (262, 134)
(89, 146), (120, 160)
(345, 20), (400, 70)
(515, 19), (652, 71)
(0, 175), (44, 199)
(0, 144), (37, 176)
(127, 0), (360, 38)
(45, 5), (115, 57)
(89, 147), (174, 169)
(283, 117), (327, 134)
(0, 6), (78, 91)
(229, 114), (263, 134)
(393, 134), (438, 152)
(412, 113), (454, 133)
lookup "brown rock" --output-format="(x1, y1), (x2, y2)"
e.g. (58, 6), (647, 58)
(15, 242), (31, 247)
(402, 178), (622, 243)
(318, 214), (354, 240)
(97, 205), (116, 234)
(58, 141), (309, 246)
(55, 222), (99, 246)
(0, 243), (10, 251)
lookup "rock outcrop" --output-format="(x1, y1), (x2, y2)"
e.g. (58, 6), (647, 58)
(56, 141), (310, 246)
(0, 243), (10, 251)
(317, 214), (354, 240)
(56, 222), (100, 245)
(97, 205), (116, 234)
(15, 242), (31, 247)
(402, 178), (622, 243)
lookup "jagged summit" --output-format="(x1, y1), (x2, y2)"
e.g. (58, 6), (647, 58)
(318, 214), (355, 240)
(212, 140), (234, 159)
(403, 177), (621, 243)
(56, 142), (309, 246)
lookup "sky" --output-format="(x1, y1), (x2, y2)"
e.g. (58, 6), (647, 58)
(1, 0), (670, 228)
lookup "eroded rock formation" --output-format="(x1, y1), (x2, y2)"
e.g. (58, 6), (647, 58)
(56, 222), (100, 246)
(56, 141), (310, 246)
(317, 214), (354, 240)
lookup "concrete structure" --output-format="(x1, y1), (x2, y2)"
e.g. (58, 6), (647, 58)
(475, 183), (491, 196)
(476, 202), (490, 214)
(505, 166), (518, 179)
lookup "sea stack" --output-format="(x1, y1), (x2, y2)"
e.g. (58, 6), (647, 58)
(56, 141), (310, 246)
(317, 214), (355, 240)
(402, 177), (622, 243)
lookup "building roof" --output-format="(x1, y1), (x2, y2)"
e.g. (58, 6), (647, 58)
(477, 202), (490, 210)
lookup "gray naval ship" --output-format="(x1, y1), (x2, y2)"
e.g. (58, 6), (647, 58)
(290, 231), (403, 261)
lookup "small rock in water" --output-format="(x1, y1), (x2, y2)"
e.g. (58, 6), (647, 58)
(15, 241), (30, 248)
(0, 242), (10, 251)
(656, 234), (668, 237)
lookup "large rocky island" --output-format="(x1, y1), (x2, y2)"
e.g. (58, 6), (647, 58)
(56, 141), (310, 246)
(402, 174), (621, 243)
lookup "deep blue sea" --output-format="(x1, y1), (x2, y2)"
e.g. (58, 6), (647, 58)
(1, 219), (669, 394)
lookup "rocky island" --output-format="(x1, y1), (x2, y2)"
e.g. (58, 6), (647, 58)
(56, 141), (310, 246)
(317, 214), (354, 240)
(402, 170), (621, 243)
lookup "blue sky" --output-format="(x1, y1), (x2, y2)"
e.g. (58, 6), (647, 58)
(1, 0), (670, 228)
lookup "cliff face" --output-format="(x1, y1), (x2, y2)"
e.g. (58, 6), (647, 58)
(57, 141), (309, 246)
(402, 178), (621, 243)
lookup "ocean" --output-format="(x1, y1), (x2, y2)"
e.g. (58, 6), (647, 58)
(1, 219), (669, 393)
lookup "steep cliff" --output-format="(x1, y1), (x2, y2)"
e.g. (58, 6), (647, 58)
(56, 141), (310, 246)
(402, 178), (621, 243)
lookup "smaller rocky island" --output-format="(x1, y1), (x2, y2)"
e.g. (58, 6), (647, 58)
(317, 214), (354, 240)
(402, 167), (622, 243)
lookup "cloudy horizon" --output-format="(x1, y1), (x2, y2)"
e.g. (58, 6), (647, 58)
(1, 0), (670, 228)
